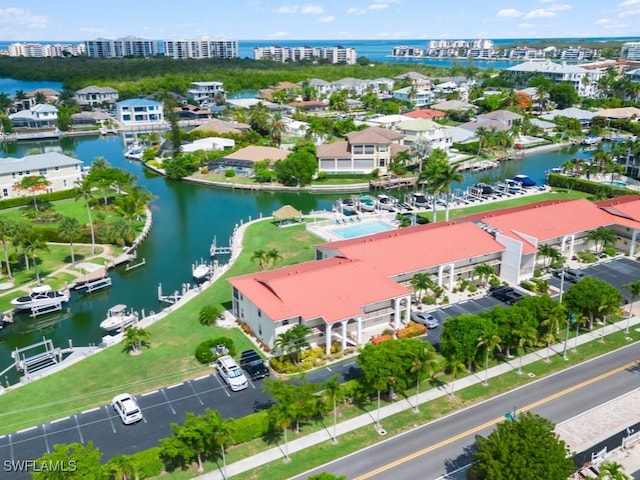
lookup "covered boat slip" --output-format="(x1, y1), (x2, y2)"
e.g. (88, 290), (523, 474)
(72, 267), (112, 293)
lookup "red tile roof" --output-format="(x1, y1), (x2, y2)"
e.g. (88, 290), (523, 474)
(459, 198), (637, 243)
(345, 126), (404, 144)
(317, 222), (505, 277)
(403, 109), (446, 119)
(228, 257), (410, 323)
(596, 195), (640, 221)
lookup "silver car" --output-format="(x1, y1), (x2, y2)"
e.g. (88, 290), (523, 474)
(411, 311), (439, 329)
(112, 393), (143, 425)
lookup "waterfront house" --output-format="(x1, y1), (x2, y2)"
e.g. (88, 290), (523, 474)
(9, 104), (58, 129)
(0, 152), (83, 199)
(331, 78), (367, 96)
(114, 99), (164, 128)
(506, 60), (604, 98)
(182, 137), (235, 153)
(393, 72), (432, 90)
(477, 110), (524, 128)
(173, 104), (212, 120)
(74, 86), (119, 108)
(403, 109), (446, 120)
(207, 145), (289, 174)
(229, 196), (640, 353)
(540, 107), (598, 127)
(187, 81), (226, 106)
(316, 126), (408, 174)
(395, 119), (452, 153)
(306, 78), (332, 98)
(287, 100), (329, 113)
(393, 86), (432, 108)
(192, 118), (251, 135)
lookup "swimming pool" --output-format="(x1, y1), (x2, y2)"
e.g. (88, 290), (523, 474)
(331, 220), (396, 239)
(600, 180), (628, 188)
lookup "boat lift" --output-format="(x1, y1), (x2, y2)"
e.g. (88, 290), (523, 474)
(11, 338), (62, 376)
(210, 235), (232, 257)
(30, 302), (64, 318)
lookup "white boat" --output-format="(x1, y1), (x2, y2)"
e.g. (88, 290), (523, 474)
(124, 142), (144, 160)
(10, 285), (69, 311)
(192, 262), (212, 281)
(377, 194), (397, 211)
(358, 195), (376, 212)
(99, 304), (139, 332)
(340, 198), (358, 214)
(410, 192), (429, 208)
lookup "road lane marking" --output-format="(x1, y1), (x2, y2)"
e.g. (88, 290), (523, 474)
(42, 424), (50, 453)
(50, 416), (70, 424)
(104, 406), (117, 434)
(15, 426), (37, 434)
(74, 414), (85, 444)
(166, 382), (183, 389)
(193, 374), (210, 381)
(81, 407), (99, 414)
(187, 380), (204, 405)
(161, 389), (177, 413)
(354, 360), (639, 480)
(141, 390), (158, 396)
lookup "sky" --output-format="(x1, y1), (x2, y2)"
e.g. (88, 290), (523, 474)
(1, 0), (640, 42)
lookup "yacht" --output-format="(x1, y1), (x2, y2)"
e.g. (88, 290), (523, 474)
(340, 198), (358, 214)
(358, 195), (376, 212)
(10, 285), (69, 311)
(512, 174), (536, 187)
(124, 142), (144, 160)
(376, 194), (397, 211)
(192, 262), (212, 281)
(99, 304), (139, 332)
(410, 192), (429, 208)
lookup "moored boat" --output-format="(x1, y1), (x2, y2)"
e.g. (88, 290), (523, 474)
(10, 285), (69, 311)
(512, 174), (536, 187)
(358, 195), (376, 212)
(192, 262), (212, 281)
(340, 198), (358, 214)
(99, 304), (139, 332)
(124, 142), (144, 160)
(376, 194), (397, 211)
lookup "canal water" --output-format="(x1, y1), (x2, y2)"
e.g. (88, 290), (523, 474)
(0, 135), (591, 380)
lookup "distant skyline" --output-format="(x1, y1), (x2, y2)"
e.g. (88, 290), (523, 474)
(2, 0), (640, 42)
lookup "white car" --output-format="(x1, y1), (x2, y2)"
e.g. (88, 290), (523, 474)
(216, 355), (249, 391)
(411, 311), (439, 329)
(112, 393), (143, 425)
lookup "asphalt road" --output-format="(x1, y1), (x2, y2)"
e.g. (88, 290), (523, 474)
(293, 342), (640, 480)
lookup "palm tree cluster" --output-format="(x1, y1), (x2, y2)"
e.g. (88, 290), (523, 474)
(251, 248), (283, 271)
(0, 217), (48, 283)
(419, 149), (464, 221)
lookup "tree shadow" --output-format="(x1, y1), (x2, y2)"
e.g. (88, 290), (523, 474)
(253, 398), (275, 412)
(443, 442), (477, 479)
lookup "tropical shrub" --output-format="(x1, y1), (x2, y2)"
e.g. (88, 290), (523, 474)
(602, 246), (617, 257)
(520, 281), (536, 292)
(231, 411), (269, 444)
(397, 322), (427, 339)
(194, 337), (236, 364)
(577, 251), (598, 263)
(129, 447), (163, 479)
(225, 169), (236, 177)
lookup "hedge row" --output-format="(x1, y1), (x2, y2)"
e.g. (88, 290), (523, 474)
(547, 173), (635, 197)
(0, 188), (79, 210)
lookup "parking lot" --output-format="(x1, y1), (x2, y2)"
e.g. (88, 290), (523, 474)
(0, 371), (273, 480)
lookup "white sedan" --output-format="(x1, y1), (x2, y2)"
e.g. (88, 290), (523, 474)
(411, 312), (439, 329)
(112, 393), (143, 425)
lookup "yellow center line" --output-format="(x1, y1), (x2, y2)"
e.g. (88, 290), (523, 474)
(354, 360), (639, 480)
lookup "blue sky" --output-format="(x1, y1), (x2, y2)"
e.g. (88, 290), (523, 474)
(2, 0), (640, 41)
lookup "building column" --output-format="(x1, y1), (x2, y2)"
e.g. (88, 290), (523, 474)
(631, 230), (638, 257)
(447, 263), (455, 291)
(356, 316), (363, 345)
(325, 323), (333, 356)
(404, 295), (411, 325)
(437, 265), (444, 287)
(341, 320), (348, 350)
(393, 297), (401, 329)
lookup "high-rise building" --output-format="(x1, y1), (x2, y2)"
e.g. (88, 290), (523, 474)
(253, 45), (356, 64)
(622, 42), (640, 61)
(85, 35), (238, 59)
(163, 36), (238, 59)
(8, 42), (85, 57)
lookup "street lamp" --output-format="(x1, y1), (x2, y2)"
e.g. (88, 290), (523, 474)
(562, 309), (575, 360)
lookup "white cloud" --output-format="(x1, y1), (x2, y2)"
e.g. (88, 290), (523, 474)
(524, 9), (556, 19)
(518, 23), (536, 29)
(270, 31), (289, 38)
(300, 4), (323, 14)
(497, 8), (523, 18)
(79, 27), (106, 33)
(539, 0), (557, 3)
(369, 2), (389, 8)
(548, 4), (571, 11)
(0, 7), (49, 28)
(619, 0), (640, 7)
(620, 7), (640, 16)
(347, 7), (367, 15)
(276, 4), (323, 15)
(317, 15), (335, 23)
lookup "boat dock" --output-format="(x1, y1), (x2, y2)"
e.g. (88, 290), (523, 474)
(370, 176), (418, 190)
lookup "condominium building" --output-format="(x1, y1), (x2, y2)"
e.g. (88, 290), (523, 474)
(506, 60), (605, 98)
(85, 37), (159, 58)
(8, 42), (85, 58)
(163, 36), (238, 59)
(253, 45), (357, 64)
(187, 81), (226, 106)
(622, 42), (640, 61)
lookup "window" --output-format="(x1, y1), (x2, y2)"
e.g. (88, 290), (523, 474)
(353, 145), (363, 155)
(2, 189), (7, 197)
(282, 319), (290, 326)
(55, 166), (60, 171)
(39, 168), (47, 175)
(364, 145), (375, 154)
(378, 145), (388, 152)
(258, 309), (262, 317)
(63, 179), (67, 187)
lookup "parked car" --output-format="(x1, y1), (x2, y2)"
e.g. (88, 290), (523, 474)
(240, 349), (270, 379)
(411, 311), (439, 329)
(216, 355), (248, 391)
(557, 268), (586, 283)
(112, 393), (143, 425)
(489, 286), (524, 305)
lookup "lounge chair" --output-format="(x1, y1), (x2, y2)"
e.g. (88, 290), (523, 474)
(356, 216), (362, 222)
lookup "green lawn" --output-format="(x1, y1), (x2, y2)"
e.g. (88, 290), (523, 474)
(0, 220), (323, 434)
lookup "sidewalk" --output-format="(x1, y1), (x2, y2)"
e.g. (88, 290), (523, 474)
(198, 315), (640, 480)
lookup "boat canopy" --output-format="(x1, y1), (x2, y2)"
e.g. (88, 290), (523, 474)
(32, 285), (52, 294)
(108, 304), (128, 314)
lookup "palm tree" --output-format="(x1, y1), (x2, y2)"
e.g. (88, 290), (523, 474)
(90, 156), (110, 171)
(431, 159), (463, 221)
(275, 324), (310, 363)
(475, 126), (489, 156)
(122, 326), (151, 355)
(75, 178), (97, 255)
(477, 333), (501, 386)
(58, 216), (81, 266)
(537, 243), (560, 268)
(513, 324), (537, 375)
(410, 346), (439, 412)
(410, 272), (431, 303)
(323, 375), (343, 443)
(626, 279), (640, 332)
(597, 461), (630, 480)
(267, 248), (283, 268)
(473, 264), (496, 287)
(0, 217), (15, 280)
(209, 410), (235, 478)
(267, 400), (297, 462)
(446, 356), (466, 397)
(107, 454), (138, 480)
(270, 112), (286, 147)
(251, 249), (268, 271)
(588, 227), (617, 254)
(19, 228), (48, 284)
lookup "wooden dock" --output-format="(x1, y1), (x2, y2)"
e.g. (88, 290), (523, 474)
(370, 176), (418, 190)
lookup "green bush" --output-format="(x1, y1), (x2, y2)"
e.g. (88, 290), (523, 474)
(577, 251), (598, 263)
(533, 268), (542, 278)
(468, 284), (478, 293)
(422, 295), (436, 305)
(488, 277), (501, 287)
(520, 280), (536, 292)
(0, 188), (78, 210)
(602, 247), (617, 257)
(531, 278), (549, 293)
(547, 173), (633, 198)
(231, 410), (270, 444)
(194, 337), (236, 364)
(225, 169), (236, 178)
(129, 447), (163, 479)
